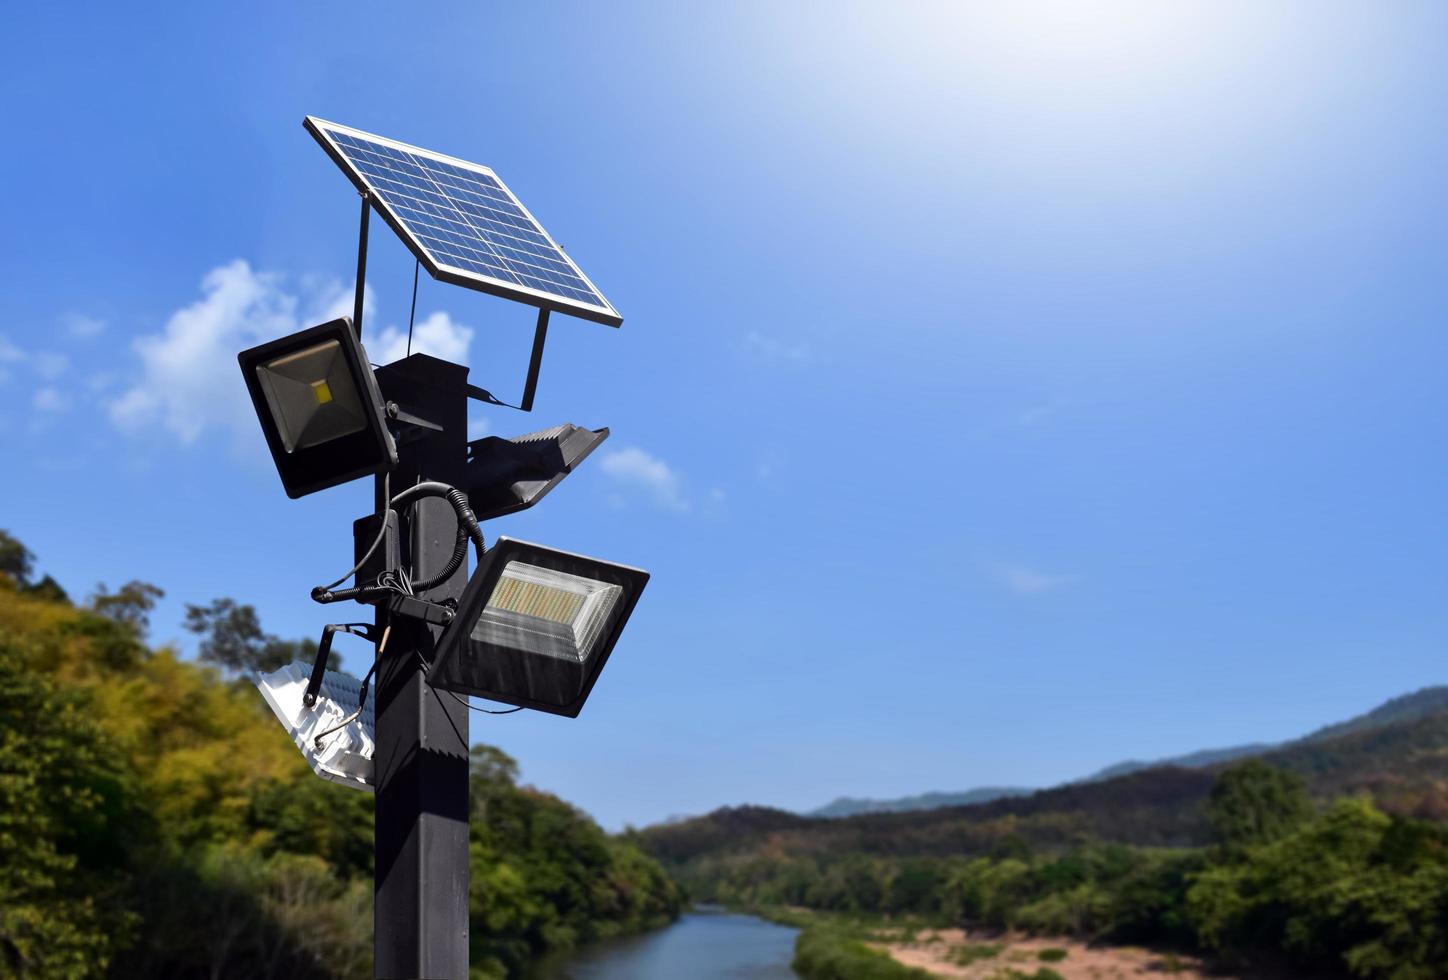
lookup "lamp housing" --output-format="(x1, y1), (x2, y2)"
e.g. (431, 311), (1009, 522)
(238, 317), (396, 498)
(255, 661), (375, 790)
(465, 423), (609, 522)
(430, 537), (649, 717)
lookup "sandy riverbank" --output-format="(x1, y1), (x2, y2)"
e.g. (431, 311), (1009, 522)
(873, 928), (1226, 980)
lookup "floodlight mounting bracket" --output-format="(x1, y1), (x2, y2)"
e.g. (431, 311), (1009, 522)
(384, 399), (444, 445)
(310, 584), (456, 627)
(304, 622), (378, 708)
(384, 593), (456, 627)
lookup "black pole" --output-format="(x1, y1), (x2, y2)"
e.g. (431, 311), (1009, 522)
(371, 354), (472, 978)
(354, 193), (371, 337)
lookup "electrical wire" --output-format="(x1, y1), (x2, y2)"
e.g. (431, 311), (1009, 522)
(413, 650), (522, 715)
(446, 690), (522, 715)
(316, 471), (391, 593)
(406, 259), (419, 357)
(388, 481), (485, 592)
(313, 625), (390, 748)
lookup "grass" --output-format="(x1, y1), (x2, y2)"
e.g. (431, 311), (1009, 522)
(949, 942), (1005, 965)
(791, 924), (937, 980)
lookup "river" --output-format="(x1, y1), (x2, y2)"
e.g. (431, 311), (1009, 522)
(530, 908), (800, 979)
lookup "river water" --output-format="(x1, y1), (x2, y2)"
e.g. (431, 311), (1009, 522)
(531, 908), (800, 979)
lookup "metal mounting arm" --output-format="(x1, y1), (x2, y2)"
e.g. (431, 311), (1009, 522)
(352, 192), (370, 338)
(303, 622), (378, 708)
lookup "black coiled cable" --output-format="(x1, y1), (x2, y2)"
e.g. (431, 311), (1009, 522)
(311, 479), (485, 604)
(389, 481), (485, 592)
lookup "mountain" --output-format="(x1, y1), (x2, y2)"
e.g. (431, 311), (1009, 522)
(805, 686), (1448, 817)
(1081, 742), (1278, 782)
(807, 787), (1032, 818)
(1082, 686), (1448, 781)
(1300, 686), (1448, 743)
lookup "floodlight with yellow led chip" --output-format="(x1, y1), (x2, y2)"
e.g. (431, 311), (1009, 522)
(239, 317), (396, 498)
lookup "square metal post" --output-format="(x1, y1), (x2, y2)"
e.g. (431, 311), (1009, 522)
(372, 354), (471, 979)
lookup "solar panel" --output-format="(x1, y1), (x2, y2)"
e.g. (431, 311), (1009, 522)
(305, 117), (621, 327)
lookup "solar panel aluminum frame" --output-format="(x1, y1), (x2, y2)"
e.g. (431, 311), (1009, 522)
(429, 537), (649, 718)
(304, 116), (623, 328)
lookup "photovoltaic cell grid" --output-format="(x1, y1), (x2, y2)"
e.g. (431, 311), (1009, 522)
(308, 119), (616, 321)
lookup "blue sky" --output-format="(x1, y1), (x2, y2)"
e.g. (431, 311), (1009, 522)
(4, 2), (1448, 829)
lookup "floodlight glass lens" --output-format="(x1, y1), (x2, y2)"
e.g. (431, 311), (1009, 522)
(471, 562), (622, 664)
(255, 340), (367, 452)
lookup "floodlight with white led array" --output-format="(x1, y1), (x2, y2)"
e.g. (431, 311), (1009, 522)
(255, 662), (376, 790)
(238, 317), (396, 498)
(429, 537), (649, 717)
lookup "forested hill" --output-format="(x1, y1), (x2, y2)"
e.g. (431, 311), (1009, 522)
(0, 532), (682, 979)
(639, 699), (1448, 978)
(808, 787), (1032, 818)
(641, 689), (1448, 865)
(1081, 684), (1448, 782)
(804, 686), (1448, 816)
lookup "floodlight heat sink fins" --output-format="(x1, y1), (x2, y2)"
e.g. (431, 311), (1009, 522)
(304, 116), (622, 327)
(465, 423), (609, 521)
(256, 662), (376, 791)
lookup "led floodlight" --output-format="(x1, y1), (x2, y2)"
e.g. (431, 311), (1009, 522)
(239, 317), (396, 498)
(255, 661), (376, 790)
(430, 537), (649, 717)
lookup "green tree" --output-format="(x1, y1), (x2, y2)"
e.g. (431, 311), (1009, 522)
(0, 639), (132, 977)
(0, 530), (33, 585)
(90, 580), (165, 637)
(1207, 760), (1312, 850)
(184, 597), (319, 675)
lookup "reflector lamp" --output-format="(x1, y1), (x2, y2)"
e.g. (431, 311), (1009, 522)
(238, 317), (396, 498)
(430, 537), (649, 717)
(255, 661), (375, 790)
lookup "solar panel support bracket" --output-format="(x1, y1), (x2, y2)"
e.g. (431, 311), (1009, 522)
(352, 192), (371, 338)
(459, 307), (551, 413)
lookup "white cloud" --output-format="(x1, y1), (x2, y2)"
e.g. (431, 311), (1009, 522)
(599, 446), (690, 512)
(109, 260), (471, 448)
(33, 387), (66, 413)
(990, 562), (1077, 596)
(0, 334), (19, 386)
(756, 449), (784, 483)
(742, 330), (810, 364)
(372, 311), (473, 365)
(0, 335), (23, 363)
(110, 260), (298, 443)
(62, 313), (105, 338)
(304, 276), (356, 321)
(31, 352), (69, 381)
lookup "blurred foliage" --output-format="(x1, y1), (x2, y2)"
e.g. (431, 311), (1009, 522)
(184, 596), (318, 676)
(0, 533), (681, 978)
(790, 919), (936, 980)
